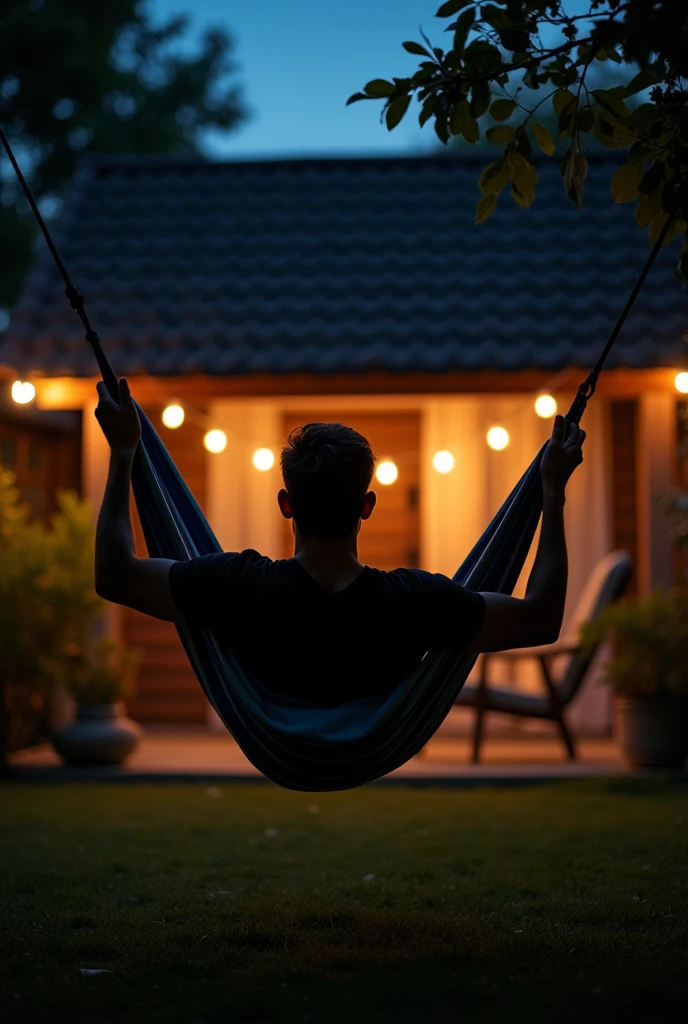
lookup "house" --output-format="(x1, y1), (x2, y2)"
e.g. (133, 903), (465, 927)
(1, 153), (685, 732)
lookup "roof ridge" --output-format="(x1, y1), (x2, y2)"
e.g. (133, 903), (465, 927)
(75, 150), (625, 173)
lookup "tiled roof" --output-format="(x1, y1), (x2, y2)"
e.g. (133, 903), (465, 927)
(1, 153), (686, 377)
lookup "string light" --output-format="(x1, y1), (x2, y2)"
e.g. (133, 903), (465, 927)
(534, 393), (557, 418)
(432, 450), (455, 474)
(252, 447), (275, 471)
(203, 429), (228, 454)
(486, 426), (510, 451)
(11, 380), (36, 405)
(161, 404), (185, 429)
(375, 460), (398, 486)
(675, 371), (688, 394)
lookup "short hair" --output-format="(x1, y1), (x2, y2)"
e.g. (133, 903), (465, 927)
(281, 422), (376, 541)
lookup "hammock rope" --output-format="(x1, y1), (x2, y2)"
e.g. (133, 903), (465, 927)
(0, 126), (671, 790)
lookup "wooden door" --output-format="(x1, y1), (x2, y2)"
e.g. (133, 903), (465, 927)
(282, 411), (420, 571)
(0, 415), (81, 520)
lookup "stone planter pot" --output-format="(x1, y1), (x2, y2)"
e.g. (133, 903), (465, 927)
(614, 696), (688, 769)
(52, 702), (141, 766)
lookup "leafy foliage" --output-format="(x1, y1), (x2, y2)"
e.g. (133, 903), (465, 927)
(64, 637), (139, 705)
(0, 472), (132, 762)
(0, 0), (247, 307)
(350, 1), (688, 275)
(581, 586), (688, 698)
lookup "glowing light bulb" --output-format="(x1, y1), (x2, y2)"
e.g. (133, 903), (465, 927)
(432, 450), (455, 474)
(252, 447), (275, 471)
(486, 426), (510, 451)
(203, 429), (227, 454)
(534, 394), (557, 418)
(11, 380), (36, 405)
(161, 404), (184, 429)
(375, 460), (398, 486)
(675, 371), (688, 394)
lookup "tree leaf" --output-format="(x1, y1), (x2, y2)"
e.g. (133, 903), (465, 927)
(364, 79), (396, 98)
(593, 115), (637, 149)
(476, 193), (497, 224)
(346, 92), (369, 106)
(561, 146), (588, 208)
(453, 8), (476, 54)
(419, 96), (436, 128)
(435, 0), (470, 17)
(478, 159), (508, 196)
(471, 80), (492, 118)
(552, 89), (576, 116)
(450, 100), (478, 142)
(532, 122), (556, 156)
(592, 89), (630, 119)
(636, 186), (663, 229)
(624, 68), (658, 98)
(639, 161), (664, 196)
(403, 41), (432, 57)
(486, 125), (515, 145)
(490, 99), (515, 122)
(386, 95), (411, 131)
(610, 157), (646, 203)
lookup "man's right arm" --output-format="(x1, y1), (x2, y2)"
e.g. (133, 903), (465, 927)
(469, 415), (585, 654)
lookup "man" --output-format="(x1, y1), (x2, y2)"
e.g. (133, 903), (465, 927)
(94, 378), (585, 707)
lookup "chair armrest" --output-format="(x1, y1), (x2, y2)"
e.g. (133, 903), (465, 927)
(482, 642), (579, 662)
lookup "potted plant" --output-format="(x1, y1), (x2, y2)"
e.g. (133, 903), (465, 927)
(52, 638), (141, 766)
(582, 587), (688, 768)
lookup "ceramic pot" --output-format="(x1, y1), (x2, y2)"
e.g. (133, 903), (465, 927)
(52, 702), (141, 766)
(614, 696), (688, 768)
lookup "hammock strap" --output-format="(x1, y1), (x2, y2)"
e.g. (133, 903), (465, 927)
(0, 123), (671, 414)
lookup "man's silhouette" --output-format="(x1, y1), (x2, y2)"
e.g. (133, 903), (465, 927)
(94, 379), (585, 706)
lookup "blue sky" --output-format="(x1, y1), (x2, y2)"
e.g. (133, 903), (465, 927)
(151, 0), (449, 159)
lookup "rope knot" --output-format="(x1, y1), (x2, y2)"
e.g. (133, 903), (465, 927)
(85, 329), (100, 346)
(65, 284), (84, 310)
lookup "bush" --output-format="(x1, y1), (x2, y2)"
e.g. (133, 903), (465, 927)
(581, 586), (688, 699)
(0, 470), (108, 765)
(63, 637), (139, 705)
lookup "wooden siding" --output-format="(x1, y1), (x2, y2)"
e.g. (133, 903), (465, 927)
(125, 408), (209, 724)
(282, 411), (421, 571)
(610, 400), (638, 594)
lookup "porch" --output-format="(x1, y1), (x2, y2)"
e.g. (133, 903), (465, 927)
(11, 711), (627, 783)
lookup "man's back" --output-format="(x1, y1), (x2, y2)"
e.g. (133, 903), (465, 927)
(169, 550), (486, 706)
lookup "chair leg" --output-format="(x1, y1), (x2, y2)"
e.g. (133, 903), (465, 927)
(471, 655), (491, 764)
(538, 656), (576, 761)
(471, 704), (486, 763)
(554, 709), (576, 760)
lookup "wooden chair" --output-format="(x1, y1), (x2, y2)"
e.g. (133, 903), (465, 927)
(453, 550), (632, 762)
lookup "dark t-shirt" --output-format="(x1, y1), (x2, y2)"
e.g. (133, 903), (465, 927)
(169, 551), (485, 707)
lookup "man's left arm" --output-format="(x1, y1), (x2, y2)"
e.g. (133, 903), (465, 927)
(94, 378), (180, 622)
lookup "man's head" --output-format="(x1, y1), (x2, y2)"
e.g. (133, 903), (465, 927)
(279, 422), (376, 542)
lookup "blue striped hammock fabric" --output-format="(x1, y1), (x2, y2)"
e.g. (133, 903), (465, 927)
(132, 403), (545, 791)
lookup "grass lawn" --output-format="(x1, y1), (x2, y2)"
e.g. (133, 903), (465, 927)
(0, 779), (686, 1024)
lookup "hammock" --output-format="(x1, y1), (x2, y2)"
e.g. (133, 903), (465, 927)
(0, 127), (669, 790)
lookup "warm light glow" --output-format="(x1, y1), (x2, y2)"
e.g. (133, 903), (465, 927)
(432, 450), (455, 474)
(675, 371), (688, 394)
(486, 426), (510, 451)
(162, 404), (184, 429)
(203, 429), (228, 454)
(11, 380), (36, 405)
(375, 460), (398, 486)
(162, 404), (185, 429)
(534, 393), (558, 418)
(252, 447), (275, 471)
